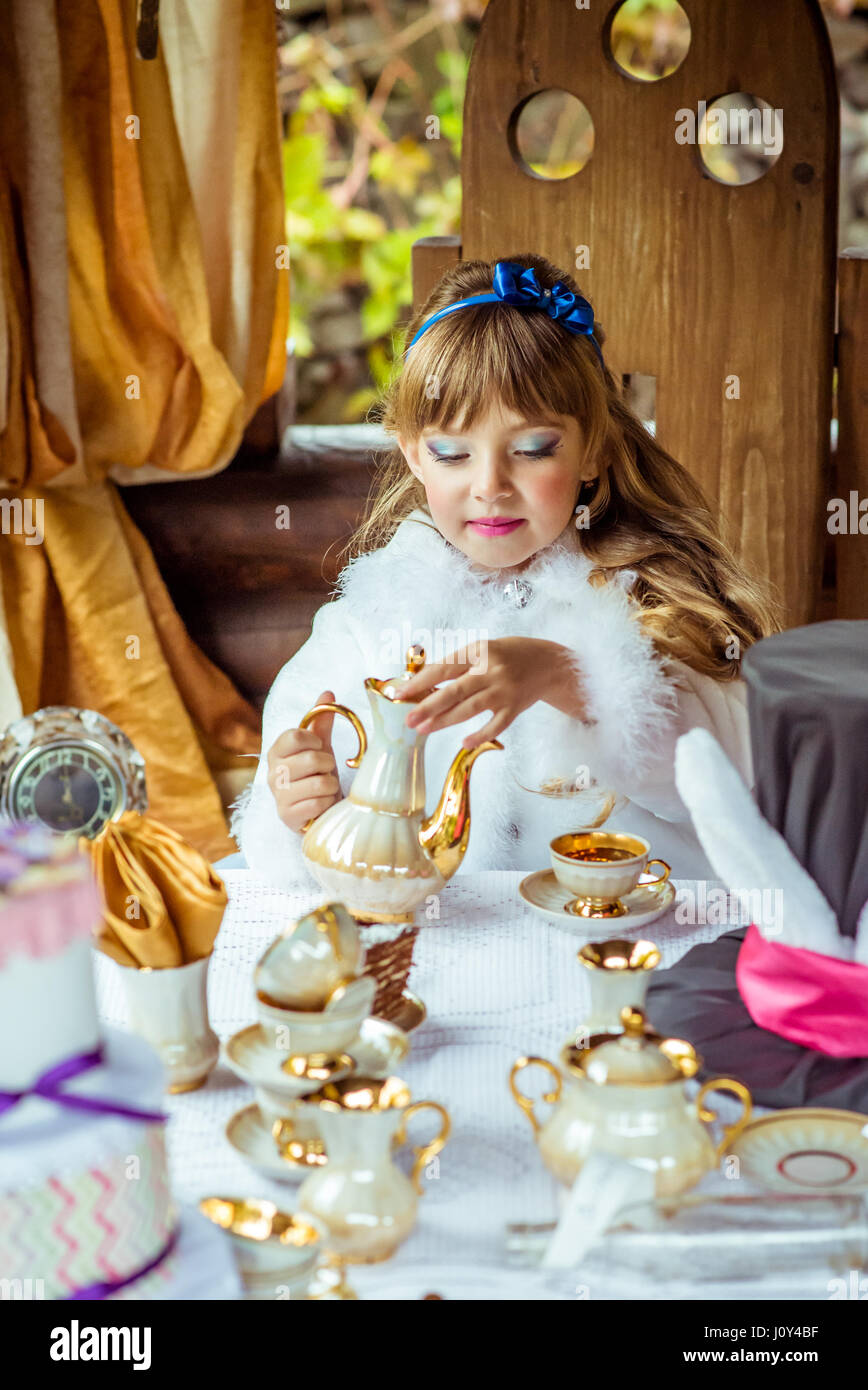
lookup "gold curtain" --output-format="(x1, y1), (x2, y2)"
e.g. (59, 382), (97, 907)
(0, 0), (288, 858)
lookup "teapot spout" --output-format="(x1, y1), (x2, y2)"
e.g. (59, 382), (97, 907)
(419, 739), (503, 882)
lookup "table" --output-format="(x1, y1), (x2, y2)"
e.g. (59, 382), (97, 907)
(93, 870), (854, 1300)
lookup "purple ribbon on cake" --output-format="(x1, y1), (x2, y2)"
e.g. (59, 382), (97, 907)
(0, 1046), (167, 1122)
(2, 1046), (176, 1297)
(63, 1226), (180, 1301)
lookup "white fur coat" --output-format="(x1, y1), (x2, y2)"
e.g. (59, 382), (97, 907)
(232, 507), (753, 886)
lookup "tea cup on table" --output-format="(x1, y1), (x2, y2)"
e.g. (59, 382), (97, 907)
(255, 974), (375, 1056)
(198, 1198), (324, 1298)
(254, 902), (362, 1011)
(549, 831), (670, 919)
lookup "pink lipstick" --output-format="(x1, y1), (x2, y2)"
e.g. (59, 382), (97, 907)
(467, 518), (525, 537)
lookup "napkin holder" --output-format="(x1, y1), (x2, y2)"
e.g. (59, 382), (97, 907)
(122, 956), (219, 1093)
(85, 810), (226, 1092)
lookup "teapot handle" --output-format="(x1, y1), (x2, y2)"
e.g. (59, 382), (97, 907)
(696, 1078), (753, 1162)
(298, 703), (367, 766)
(297, 703), (367, 834)
(395, 1101), (451, 1195)
(509, 1056), (563, 1134)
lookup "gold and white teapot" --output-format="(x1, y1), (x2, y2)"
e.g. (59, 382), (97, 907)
(298, 646), (502, 923)
(510, 1007), (752, 1198)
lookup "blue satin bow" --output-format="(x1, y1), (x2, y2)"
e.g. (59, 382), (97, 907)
(404, 259), (605, 369)
(493, 261), (595, 334)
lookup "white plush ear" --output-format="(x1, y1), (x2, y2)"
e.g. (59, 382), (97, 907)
(674, 727), (843, 955)
(855, 900), (868, 968)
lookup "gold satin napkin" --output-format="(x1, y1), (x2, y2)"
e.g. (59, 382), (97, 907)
(82, 810), (228, 968)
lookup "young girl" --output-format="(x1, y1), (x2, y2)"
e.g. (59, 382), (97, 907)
(232, 253), (780, 888)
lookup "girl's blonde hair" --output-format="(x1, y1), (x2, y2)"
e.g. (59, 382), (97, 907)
(343, 252), (782, 679)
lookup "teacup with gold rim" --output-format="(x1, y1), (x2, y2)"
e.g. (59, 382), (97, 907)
(255, 973), (376, 1055)
(254, 902), (362, 1011)
(550, 830), (670, 918)
(198, 1197), (323, 1298)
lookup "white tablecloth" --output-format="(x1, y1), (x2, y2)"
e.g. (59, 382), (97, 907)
(93, 870), (848, 1300)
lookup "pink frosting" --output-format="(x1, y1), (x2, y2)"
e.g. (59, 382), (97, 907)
(0, 872), (102, 969)
(736, 922), (868, 1058)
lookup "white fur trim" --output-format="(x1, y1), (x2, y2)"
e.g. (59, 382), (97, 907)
(232, 508), (735, 884)
(857, 900), (868, 967)
(228, 779), (253, 843)
(675, 727), (842, 953)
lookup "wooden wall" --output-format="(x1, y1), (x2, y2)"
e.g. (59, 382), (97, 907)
(121, 436), (384, 710)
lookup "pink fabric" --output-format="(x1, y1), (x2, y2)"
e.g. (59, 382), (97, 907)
(736, 922), (868, 1057)
(0, 873), (102, 969)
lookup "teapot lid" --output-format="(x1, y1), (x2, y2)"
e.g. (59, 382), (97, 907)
(369, 645), (428, 704)
(566, 1007), (701, 1086)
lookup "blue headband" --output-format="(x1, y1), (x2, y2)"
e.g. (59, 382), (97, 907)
(403, 260), (605, 371)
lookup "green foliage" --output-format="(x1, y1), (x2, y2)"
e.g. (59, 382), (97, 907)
(282, 25), (466, 420)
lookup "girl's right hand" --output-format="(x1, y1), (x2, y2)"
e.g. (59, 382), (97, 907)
(266, 690), (342, 833)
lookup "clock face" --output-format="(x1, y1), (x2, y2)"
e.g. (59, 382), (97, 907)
(10, 743), (123, 838)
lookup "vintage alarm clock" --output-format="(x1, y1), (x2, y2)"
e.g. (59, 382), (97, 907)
(0, 706), (147, 838)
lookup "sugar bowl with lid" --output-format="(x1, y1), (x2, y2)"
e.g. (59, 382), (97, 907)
(509, 1007), (752, 1197)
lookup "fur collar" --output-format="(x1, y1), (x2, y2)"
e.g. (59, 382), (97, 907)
(232, 507), (726, 882)
(335, 506), (636, 626)
(331, 506), (672, 790)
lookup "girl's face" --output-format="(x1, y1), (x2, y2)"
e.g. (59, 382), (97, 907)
(399, 401), (595, 572)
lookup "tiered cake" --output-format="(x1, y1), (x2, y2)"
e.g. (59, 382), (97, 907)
(0, 822), (177, 1299)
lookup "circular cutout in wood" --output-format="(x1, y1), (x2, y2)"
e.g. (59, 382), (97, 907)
(606, 0), (691, 83)
(510, 89), (594, 181)
(694, 93), (784, 186)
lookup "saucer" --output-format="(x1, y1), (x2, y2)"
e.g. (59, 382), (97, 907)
(518, 869), (676, 934)
(511, 773), (627, 822)
(224, 1015), (410, 1091)
(225, 1104), (328, 1184)
(729, 1109), (868, 1194)
(224, 1029), (353, 1093)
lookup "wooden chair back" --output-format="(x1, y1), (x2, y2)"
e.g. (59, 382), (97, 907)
(412, 0), (863, 626)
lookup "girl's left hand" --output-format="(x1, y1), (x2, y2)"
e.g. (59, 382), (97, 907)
(400, 637), (585, 749)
